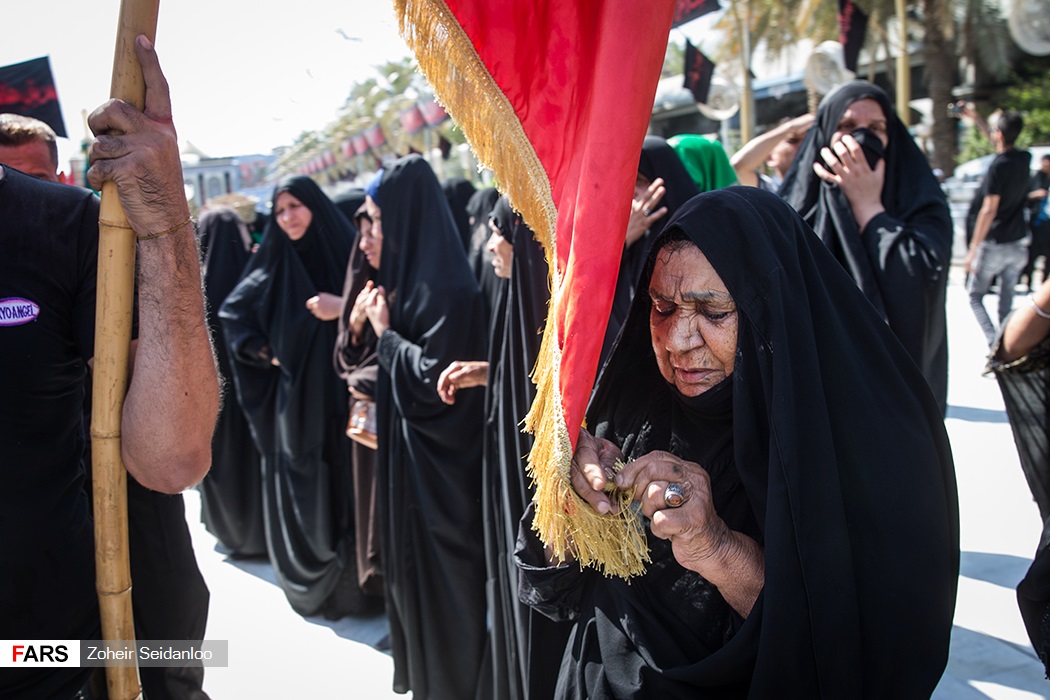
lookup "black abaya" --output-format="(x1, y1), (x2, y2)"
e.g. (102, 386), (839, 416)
(466, 186), (503, 326)
(373, 156), (489, 700)
(196, 207), (265, 557)
(219, 176), (357, 617)
(482, 198), (571, 700)
(443, 176), (478, 252)
(518, 187), (959, 698)
(779, 81), (952, 413)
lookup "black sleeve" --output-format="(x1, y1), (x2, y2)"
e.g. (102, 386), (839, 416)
(514, 503), (591, 623)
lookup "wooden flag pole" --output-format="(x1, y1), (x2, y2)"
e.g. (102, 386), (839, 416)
(90, 1), (159, 698)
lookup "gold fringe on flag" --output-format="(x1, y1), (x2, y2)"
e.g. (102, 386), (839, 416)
(394, 0), (650, 578)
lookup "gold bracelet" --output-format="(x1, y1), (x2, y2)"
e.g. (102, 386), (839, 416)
(137, 216), (193, 241)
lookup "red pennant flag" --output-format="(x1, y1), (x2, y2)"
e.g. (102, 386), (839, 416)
(395, 0), (676, 577)
(419, 99), (449, 127)
(399, 104), (427, 135)
(683, 40), (716, 103)
(364, 124), (386, 149)
(672, 0), (720, 28)
(0, 56), (67, 137)
(838, 0), (869, 73)
(342, 139), (355, 158)
(352, 133), (369, 155)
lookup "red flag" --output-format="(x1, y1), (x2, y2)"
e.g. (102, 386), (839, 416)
(395, 0), (675, 577)
(364, 124), (386, 149)
(352, 133), (369, 155)
(342, 138), (355, 158)
(399, 104), (427, 135)
(672, 0), (720, 28)
(419, 99), (449, 127)
(0, 56), (67, 137)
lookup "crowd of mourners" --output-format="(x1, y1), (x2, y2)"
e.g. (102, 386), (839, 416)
(7, 45), (1049, 699)
(192, 79), (964, 699)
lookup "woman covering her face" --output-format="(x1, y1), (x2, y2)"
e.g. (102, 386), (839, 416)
(219, 176), (363, 618)
(778, 81), (952, 413)
(361, 155), (490, 700)
(518, 187), (958, 698)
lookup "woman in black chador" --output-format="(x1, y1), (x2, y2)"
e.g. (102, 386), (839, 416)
(359, 155), (489, 700)
(438, 197), (572, 700)
(517, 187), (959, 698)
(219, 176), (360, 618)
(778, 81), (952, 413)
(195, 206), (264, 557)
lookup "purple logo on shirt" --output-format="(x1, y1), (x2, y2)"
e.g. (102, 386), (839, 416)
(0, 297), (40, 326)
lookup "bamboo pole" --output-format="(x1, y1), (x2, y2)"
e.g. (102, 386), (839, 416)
(895, 0), (910, 126)
(90, 1), (159, 698)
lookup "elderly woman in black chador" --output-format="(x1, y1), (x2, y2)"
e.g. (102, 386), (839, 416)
(517, 187), (959, 698)
(603, 135), (699, 367)
(196, 206), (265, 557)
(778, 80), (952, 413)
(360, 155), (489, 699)
(219, 176), (362, 619)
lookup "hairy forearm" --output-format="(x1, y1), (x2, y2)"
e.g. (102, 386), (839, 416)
(122, 221), (219, 493)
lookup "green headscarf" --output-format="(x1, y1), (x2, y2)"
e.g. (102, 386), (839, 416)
(666, 134), (737, 192)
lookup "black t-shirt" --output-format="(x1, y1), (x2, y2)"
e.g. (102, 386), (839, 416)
(0, 167), (100, 698)
(983, 148), (1033, 243)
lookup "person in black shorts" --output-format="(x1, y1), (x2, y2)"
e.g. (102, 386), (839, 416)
(0, 36), (219, 699)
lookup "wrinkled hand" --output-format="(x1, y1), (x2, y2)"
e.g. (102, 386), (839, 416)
(568, 428), (625, 515)
(87, 36), (190, 238)
(363, 284), (390, 337)
(626, 177), (667, 248)
(614, 451), (727, 570)
(813, 133), (886, 231)
(305, 292), (343, 321)
(436, 360), (489, 404)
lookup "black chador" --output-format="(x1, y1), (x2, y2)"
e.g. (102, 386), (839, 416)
(196, 207), (265, 557)
(779, 81), (952, 413)
(483, 197), (571, 700)
(219, 176), (360, 618)
(371, 156), (489, 700)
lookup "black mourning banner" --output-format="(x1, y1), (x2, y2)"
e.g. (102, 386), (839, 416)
(0, 56), (66, 137)
(684, 40), (715, 104)
(673, 0), (721, 28)
(838, 0), (869, 73)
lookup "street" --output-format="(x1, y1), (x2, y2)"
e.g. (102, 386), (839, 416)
(185, 266), (1050, 699)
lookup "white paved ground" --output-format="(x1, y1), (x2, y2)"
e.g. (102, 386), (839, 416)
(184, 266), (1050, 699)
